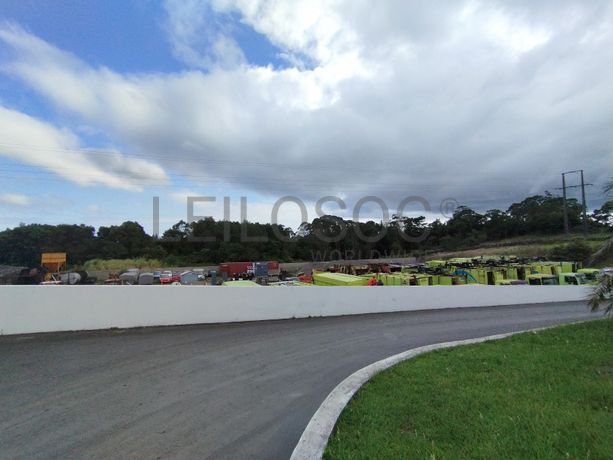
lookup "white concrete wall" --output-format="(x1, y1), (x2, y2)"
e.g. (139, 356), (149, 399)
(0, 285), (590, 335)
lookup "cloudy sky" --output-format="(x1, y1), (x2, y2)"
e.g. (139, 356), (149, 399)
(0, 0), (612, 233)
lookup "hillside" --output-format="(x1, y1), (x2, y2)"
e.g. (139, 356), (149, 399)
(426, 232), (612, 265)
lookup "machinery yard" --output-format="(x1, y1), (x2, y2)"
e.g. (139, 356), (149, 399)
(4, 251), (610, 288)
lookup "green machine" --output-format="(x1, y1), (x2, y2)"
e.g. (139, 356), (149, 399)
(313, 272), (369, 286)
(527, 274), (560, 285)
(222, 280), (261, 286)
(577, 268), (601, 284)
(558, 273), (587, 285)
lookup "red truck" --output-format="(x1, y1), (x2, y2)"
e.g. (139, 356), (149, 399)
(219, 262), (254, 279)
(219, 261), (280, 279)
(266, 261), (280, 278)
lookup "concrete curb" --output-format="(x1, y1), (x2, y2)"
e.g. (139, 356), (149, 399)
(289, 325), (562, 460)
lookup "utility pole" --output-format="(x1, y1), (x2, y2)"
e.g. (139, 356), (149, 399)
(558, 170), (592, 236)
(562, 173), (569, 234)
(580, 169), (588, 235)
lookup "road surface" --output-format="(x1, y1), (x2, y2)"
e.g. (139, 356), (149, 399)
(0, 302), (597, 459)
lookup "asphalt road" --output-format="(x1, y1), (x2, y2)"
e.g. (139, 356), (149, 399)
(0, 302), (597, 459)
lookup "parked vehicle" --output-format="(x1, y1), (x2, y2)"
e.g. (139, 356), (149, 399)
(558, 272), (587, 285)
(218, 261), (280, 281)
(179, 271), (199, 285)
(266, 261), (280, 280)
(119, 268), (140, 284)
(17, 265), (48, 285)
(577, 268), (601, 284)
(498, 280), (528, 285)
(254, 262), (269, 278)
(192, 268), (206, 280)
(138, 273), (154, 285)
(219, 262), (254, 280)
(527, 274), (560, 285)
(160, 272), (181, 284)
(60, 272), (82, 285)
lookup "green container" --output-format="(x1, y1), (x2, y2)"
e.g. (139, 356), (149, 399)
(381, 274), (405, 285)
(471, 269), (487, 285)
(222, 280), (260, 287)
(313, 272), (369, 286)
(408, 275), (432, 286)
(426, 260), (446, 269)
(504, 267), (518, 280)
(401, 267), (419, 274)
(436, 276), (453, 286)
(560, 262), (573, 273)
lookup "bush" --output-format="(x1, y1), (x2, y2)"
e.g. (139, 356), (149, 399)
(548, 239), (592, 262)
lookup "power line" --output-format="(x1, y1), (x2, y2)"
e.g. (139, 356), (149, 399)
(0, 163), (534, 191)
(0, 141), (404, 175)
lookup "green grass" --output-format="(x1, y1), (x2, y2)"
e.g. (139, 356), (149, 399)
(430, 232), (610, 260)
(324, 319), (613, 460)
(83, 258), (163, 271)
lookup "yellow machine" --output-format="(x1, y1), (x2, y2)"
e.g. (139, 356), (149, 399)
(408, 274), (433, 286)
(313, 272), (369, 286)
(577, 268), (601, 284)
(558, 273), (587, 285)
(527, 274), (560, 285)
(41, 253), (67, 281)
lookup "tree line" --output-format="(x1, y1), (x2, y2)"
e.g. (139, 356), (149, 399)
(0, 193), (611, 267)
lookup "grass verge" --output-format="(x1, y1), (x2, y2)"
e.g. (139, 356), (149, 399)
(83, 258), (163, 271)
(324, 319), (613, 460)
(428, 232), (610, 260)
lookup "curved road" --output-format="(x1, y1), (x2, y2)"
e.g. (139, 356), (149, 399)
(0, 302), (597, 459)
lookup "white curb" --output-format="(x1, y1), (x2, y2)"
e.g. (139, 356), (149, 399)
(290, 324), (571, 460)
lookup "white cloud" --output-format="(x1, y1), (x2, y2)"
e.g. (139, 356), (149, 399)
(0, 105), (168, 191)
(212, 0), (356, 65)
(1, 1), (613, 228)
(0, 193), (31, 206)
(171, 190), (202, 203)
(164, 0), (246, 69)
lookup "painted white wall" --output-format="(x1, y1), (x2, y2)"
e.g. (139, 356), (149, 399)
(0, 285), (590, 335)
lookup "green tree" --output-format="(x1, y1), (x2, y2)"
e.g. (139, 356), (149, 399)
(483, 209), (512, 240)
(446, 206), (484, 236)
(588, 179), (613, 266)
(0, 224), (96, 266)
(97, 221), (152, 259)
(507, 193), (581, 234)
(591, 201), (613, 228)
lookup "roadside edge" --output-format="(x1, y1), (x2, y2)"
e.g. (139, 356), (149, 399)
(289, 322), (589, 460)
